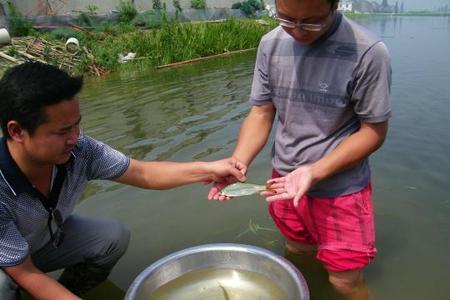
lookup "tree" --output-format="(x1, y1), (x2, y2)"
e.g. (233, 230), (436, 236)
(173, 0), (182, 12)
(394, 1), (398, 13)
(152, 0), (162, 10)
(191, 0), (206, 9)
(381, 0), (390, 13)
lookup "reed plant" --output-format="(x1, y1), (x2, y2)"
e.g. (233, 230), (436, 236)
(85, 18), (276, 72)
(117, 0), (138, 23)
(6, 1), (33, 36)
(26, 17), (277, 75)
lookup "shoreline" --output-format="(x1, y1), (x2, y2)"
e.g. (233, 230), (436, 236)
(1, 13), (448, 77)
(0, 18), (276, 77)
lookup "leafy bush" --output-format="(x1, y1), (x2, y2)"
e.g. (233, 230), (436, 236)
(75, 4), (99, 27)
(8, 17), (33, 36)
(85, 4), (98, 15)
(50, 28), (84, 41)
(7, 2), (33, 36)
(191, 0), (206, 9)
(231, 2), (242, 9)
(239, 0), (263, 16)
(6, 45), (17, 57)
(173, 0), (182, 12)
(77, 12), (94, 27)
(95, 23), (135, 35)
(117, 0), (138, 23)
(132, 10), (163, 28)
(152, 0), (162, 10)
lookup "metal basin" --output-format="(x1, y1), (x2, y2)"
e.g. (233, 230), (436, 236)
(125, 243), (309, 300)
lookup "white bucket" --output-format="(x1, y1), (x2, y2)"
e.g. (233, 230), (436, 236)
(0, 28), (11, 45)
(65, 37), (79, 53)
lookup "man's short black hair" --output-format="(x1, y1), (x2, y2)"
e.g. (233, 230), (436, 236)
(0, 62), (83, 139)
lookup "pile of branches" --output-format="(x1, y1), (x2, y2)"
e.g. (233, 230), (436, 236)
(0, 37), (106, 77)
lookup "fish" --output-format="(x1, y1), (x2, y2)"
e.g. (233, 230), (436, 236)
(220, 182), (274, 197)
(218, 283), (230, 300)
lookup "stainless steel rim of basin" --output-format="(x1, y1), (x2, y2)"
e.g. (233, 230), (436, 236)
(124, 243), (310, 300)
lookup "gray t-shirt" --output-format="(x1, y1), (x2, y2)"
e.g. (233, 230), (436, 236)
(250, 13), (392, 197)
(0, 134), (130, 266)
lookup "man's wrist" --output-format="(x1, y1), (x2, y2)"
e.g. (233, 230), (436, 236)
(199, 161), (214, 182)
(231, 154), (250, 170)
(310, 162), (326, 185)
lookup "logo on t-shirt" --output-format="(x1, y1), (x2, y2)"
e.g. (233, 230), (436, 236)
(319, 81), (329, 93)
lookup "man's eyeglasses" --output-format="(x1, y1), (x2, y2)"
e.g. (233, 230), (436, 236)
(48, 208), (64, 248)
(276, 11), (332, 32)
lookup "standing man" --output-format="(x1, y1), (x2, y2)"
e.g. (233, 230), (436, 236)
(209, 0), (391, 299)
(0, 62), (246, 299)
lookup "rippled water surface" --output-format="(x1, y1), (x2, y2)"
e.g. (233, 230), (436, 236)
(77, 16), (450, 300)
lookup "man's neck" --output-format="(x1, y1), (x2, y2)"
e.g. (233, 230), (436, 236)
(6, 140), (53, 187)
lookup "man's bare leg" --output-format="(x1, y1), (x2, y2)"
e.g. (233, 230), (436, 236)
(285, 239), (318, 254)
(284, 239), (341, 299)
(285, 239), (370, 300)
(328, 269), (370, 300)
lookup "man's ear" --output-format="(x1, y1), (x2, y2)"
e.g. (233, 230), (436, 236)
(7, 121), (26, 143)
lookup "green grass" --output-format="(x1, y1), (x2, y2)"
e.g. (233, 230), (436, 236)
(23, 17), (276, 75)
(85, 18), (276, 72)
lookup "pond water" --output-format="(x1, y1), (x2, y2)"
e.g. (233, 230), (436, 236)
(76, 16), (450, 300)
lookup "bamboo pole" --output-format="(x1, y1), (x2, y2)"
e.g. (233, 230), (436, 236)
(156, 48), (256, 69)
(17, 51), (47, 63)
(0, 52), (19, 63)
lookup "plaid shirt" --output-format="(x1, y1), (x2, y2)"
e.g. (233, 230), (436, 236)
(0, 134), (130, 266)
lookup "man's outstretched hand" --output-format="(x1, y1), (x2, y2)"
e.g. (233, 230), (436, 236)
(207, 157), (247, 201)
(261, 165), (315, 207)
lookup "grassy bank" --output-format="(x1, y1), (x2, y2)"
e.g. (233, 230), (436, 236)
(3, 10), (445, 77)
(0, 18), (276, 77)
(88, 18), (275, 71)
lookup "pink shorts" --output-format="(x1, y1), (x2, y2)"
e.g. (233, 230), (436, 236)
(268, 170), (377, 272)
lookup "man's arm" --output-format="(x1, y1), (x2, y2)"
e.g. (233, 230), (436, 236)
(232, 104), (276, 166)
(3, 257), (80, 300)
(208, 103), (275, 200)
(312, 121), (388, 182)
(265, 121), (388, 205)
(114, 157), (246, 189)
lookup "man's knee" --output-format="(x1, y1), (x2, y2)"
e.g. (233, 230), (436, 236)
(285, 239), (317, 255)
(57, 220), (131, 295)
(106, 221), (130, 251)
(77, 217), (131, 268)
(100, 221), (131, 259)
(0, 269), (20, 300)
(328, 269), (363, 294)
(65, 215), (131, 259)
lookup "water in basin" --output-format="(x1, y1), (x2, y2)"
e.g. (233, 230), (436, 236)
(148, 267), (288, 300)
